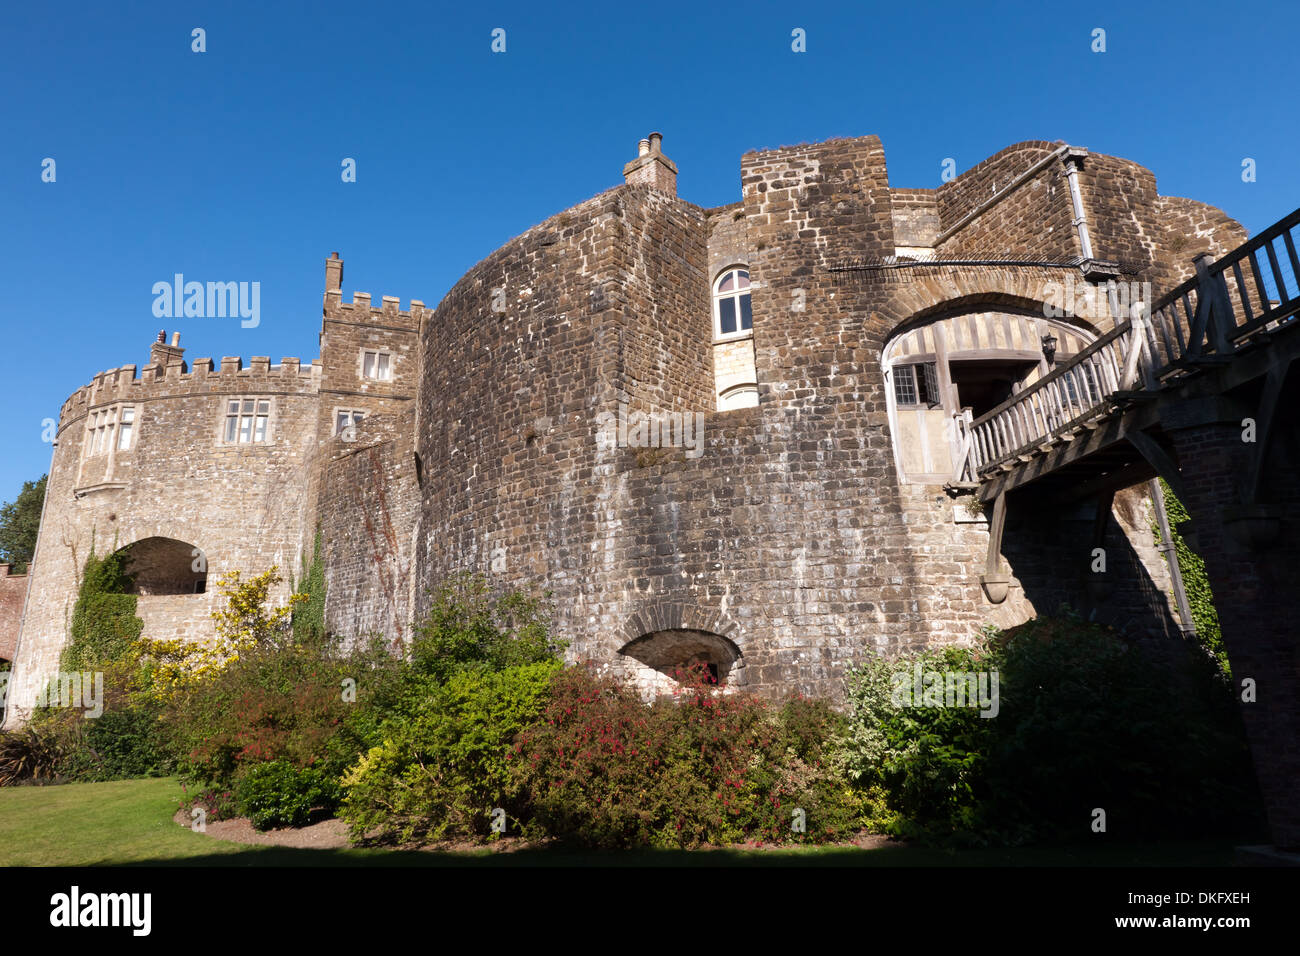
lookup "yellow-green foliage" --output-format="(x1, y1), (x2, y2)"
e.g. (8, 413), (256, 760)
(134, 567), (307, 704)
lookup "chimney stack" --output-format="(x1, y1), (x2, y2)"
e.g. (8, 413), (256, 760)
(325, 252), (344, 294)
(150, 330), (186, 371)
(622, 131), (677, 196)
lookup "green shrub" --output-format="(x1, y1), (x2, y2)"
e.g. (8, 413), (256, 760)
(62, 545), (143, 672)
(234, 759), (341, 830)
(409, 573), (565, 683)
(840, 613), (1261, 846)
(83, 705), (173, 780)
(510, 665), (859, 849)
(165, 644), (353, 790)
(340, 660), (560, 844)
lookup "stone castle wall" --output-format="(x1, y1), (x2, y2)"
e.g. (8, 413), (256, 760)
(0, 565), (27, 663)
(4, 131), (1249, 723)
(408, 133), (1238, 700)
(4, 354), (323, 723)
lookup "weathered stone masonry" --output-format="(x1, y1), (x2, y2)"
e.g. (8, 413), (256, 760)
(5, 131), (1246, 726)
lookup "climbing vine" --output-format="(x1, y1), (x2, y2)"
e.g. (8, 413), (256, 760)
(61, 542), (144, 672)
(1153, 479), (1227, 674)
(291, 529), (327, 647)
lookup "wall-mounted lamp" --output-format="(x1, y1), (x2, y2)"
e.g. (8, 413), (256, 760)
(1041, 331), (1058, 364)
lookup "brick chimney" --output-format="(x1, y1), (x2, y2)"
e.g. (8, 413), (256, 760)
(150, 330), (185, 370)
(326, 252), (344, 294)
(622, 131), (677, 196)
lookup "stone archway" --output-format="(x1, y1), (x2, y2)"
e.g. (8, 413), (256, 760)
(117, 536), (206, 595)
(868, 263), (1109, 344)
(618, 601), (745, 694)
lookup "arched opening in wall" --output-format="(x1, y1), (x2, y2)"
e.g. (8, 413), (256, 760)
(118, 537), (206, 595)
(719, 383), (759, 410)
(619, 629), (740, 688)
(884, 307), (1097, 483)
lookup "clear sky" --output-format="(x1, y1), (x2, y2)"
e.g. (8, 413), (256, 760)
(2, 0), (1297, 504)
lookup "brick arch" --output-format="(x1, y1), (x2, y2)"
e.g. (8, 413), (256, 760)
(867, 265), (1104, 343)
(621, 601), (743, 652)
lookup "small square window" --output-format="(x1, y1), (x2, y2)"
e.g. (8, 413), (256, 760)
(361, 350), (392, 381)
(335, 409), (366, 437)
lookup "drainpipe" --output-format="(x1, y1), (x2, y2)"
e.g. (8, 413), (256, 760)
(1148, 478), (1196, 638)
(1062, 147), (1095, 262)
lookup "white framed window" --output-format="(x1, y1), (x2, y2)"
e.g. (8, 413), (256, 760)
(85, 404), (137, 457)
(117, 406), (136, 451)
(361, 349), (392, 381)
(335, 409), (366, 438)
(223, 398), (271, 444)
(713, 267), (753, 341)
(718, 383), (759, 410)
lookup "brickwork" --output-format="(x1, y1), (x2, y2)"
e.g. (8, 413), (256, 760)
(890, 188), (940, 250)
(1164, 413), (1300, 848)
(320, 409), (420, 648)
(404, 133), (1224, 701)
(936, 142), (1079, 260)
(0, 565), (27, 663)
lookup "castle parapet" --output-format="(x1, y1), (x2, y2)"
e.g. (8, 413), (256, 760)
(57, 346), (319, 431)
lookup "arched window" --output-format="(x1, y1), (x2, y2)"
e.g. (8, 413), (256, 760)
(713, 267), (753, 340)
(718, 383), (759, 410)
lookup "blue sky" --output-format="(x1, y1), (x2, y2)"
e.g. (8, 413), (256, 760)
(2, 0), (1297, 504)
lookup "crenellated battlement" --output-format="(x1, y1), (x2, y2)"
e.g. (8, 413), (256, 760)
(57, 354), (322, 428)
(324, 289), (428, 330)
(321, 252), (428, 331)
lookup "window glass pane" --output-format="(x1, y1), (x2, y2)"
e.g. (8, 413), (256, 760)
(337, 412), (348, 433)
(228, 400), (240, 415)
(363, 352), (375, 378)
(118, 423), (132, 450)
(718, 298), (737, 334)
(120, 407), (134, 424)
(739, 294), (753, 330)
(239, 415), (252, 443)
(257, 400), (269, 415)
(242, 400), (254, 414)
(254, 416), (268, 442)
(225, 416), (237, 442)
(736, 270), (750, 289)
(893, 365), (917, 405)
(921, 363), (940, 405)
(378, 354), (390, 379)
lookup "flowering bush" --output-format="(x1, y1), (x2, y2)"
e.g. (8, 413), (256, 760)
(509, 664), (860, 849)
(164, 645), (352, 790)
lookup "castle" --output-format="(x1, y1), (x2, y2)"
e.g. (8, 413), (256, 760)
(3, 132), (1247, 725)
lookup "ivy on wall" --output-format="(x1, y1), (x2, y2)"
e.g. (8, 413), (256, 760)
(291, 529), (327, 646)
(1154, 479), (1227, 674)
(61, 544), (144, 671)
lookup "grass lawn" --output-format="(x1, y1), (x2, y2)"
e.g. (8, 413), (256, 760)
(0, 777), (1242, 866)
